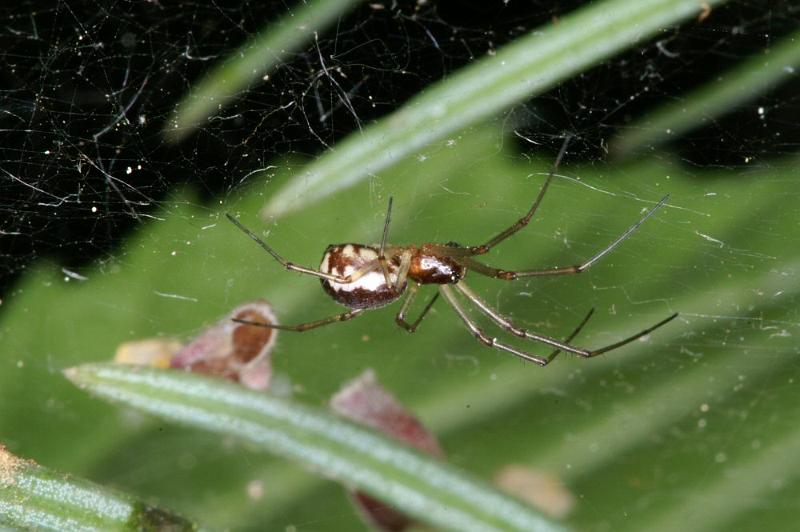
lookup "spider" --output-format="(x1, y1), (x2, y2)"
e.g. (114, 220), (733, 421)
(226, 141), (678, 366)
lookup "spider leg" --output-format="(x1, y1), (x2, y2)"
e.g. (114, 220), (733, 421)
(581, 312), (679, 357)
(454, 281), (589, 356)
(395, 283), (440, 333)
(454, 281), (678, 357)
(233, 308), (365, 332)
(466, 135), (572, 256)
(461, 194), (670, 280)
(541, 308), (595, 365)
(377, 197), (395, 288)
(226, 213), (354, 284)
(439, 285), (550, 365)
(393, 250), (413, 291)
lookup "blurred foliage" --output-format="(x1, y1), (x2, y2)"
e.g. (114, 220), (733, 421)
(1, 120), (798, 529)
(2, 0), (799, 530)
(0, 445), (195, 531)
(66, 363), (564, 532)
(260, 0), (730, 219)
(612, 27), (800, 156)
(166, 0), (361, 141)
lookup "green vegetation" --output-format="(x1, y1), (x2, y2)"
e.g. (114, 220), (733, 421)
(4, 0), (798, 530)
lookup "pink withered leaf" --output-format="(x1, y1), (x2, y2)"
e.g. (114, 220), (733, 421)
(170, 300), (278, 390)
(330, 369), (442, 531)
(115, 300), (278, 390)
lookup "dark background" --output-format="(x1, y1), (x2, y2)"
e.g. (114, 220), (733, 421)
(1, 0), (798, 296)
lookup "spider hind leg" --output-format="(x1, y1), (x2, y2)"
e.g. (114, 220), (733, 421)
(395, 284), (440, 333)
(444, 282), (677, 364)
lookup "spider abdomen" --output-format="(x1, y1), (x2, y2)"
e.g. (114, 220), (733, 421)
(319, 244), (405, 310)
(408, 247), (465, 284)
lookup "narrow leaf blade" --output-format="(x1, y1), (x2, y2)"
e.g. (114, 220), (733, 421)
(65, 363), (567, 532)
(261, 0), (729, 218)
(165, 0), (362, 142)
(612, 27), (800, 155)
(0, 445), (194, 531)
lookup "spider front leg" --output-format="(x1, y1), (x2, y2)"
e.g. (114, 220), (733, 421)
(464, 135), (572, 256)
(370, 198), (413, 294)
(461, 194), (670, 280)
(377, 197), (395, 288)
(395, 283), (440, 333)
(234, 308), (365, 332)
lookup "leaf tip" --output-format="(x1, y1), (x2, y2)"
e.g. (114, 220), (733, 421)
(62, 365), (81, 383)
(0, 444), (25, 486)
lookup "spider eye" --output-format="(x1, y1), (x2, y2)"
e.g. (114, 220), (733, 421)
(444, 241), (461, 248)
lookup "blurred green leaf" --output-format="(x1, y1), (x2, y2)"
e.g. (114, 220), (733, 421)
(260, 0), (730, 219)
(66, 363), (565, 532)
(612, 28), (800, 155)
(2, 122), (798, 530)
(0, 445), (194, 531)
(1, 122), (799, 530)
(2, 0), (800, 522)
(647, 414), (800, 532)
(165, 0), (363, 142)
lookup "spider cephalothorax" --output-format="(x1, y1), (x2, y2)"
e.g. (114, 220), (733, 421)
(406, 245), (465, 285)
(226, 138), (677, 365)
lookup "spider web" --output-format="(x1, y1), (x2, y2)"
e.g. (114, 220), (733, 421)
(1, 1), (797, 291)
(1, 1), (799, 531)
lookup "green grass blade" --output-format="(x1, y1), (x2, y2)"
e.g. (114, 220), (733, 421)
(0, 446), (194, 531)
(612, 27), (800, 155)
(261, 0), (729, 218)
(65, 363), (567, 532)
(165, 0), (362, 142)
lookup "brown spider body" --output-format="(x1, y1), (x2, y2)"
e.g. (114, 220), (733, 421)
(319, 243), (466, 310)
